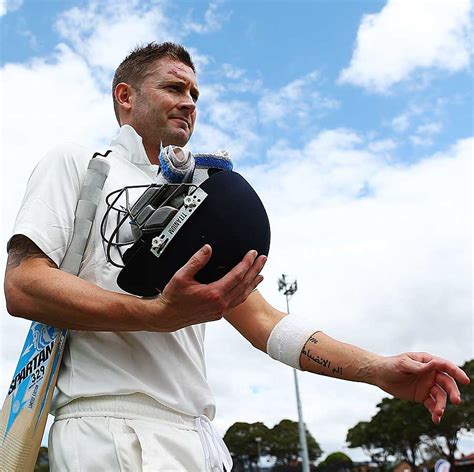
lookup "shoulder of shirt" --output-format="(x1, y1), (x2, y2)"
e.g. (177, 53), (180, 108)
(45, 141), (96, 159)
(39, 141), (107, 169)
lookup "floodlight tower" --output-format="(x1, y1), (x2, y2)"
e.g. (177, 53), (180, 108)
(277, 274), (310, 472)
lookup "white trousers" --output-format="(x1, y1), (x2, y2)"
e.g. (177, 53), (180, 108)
(49, 393), (232, 472)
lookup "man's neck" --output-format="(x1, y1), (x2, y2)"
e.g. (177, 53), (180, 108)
(143, 142), (160, 165)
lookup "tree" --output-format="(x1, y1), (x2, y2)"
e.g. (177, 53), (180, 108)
(346, 420), (391, 468)
(270, 419), (322, 465)
(224, 421), (270, 471)
(375, 397), (429, 466)
(347, 398), (429, 467)
(318, 452), (353, 472)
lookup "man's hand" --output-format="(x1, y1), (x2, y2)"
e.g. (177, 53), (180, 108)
(374, 352), (471, 424)
(148, 244), (267, 332)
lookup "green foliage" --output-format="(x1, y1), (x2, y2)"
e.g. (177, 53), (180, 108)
(224, 419), (322, 467)
(224, 421), (271, 469)
(269, 419), (322, 464)
(319, 452), (353, 466)
(347, 397), (430, 466)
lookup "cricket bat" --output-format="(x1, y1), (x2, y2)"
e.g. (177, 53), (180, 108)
(0, 155), (110, 471)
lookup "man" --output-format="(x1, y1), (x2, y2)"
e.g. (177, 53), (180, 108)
(5, 42), (470, 471)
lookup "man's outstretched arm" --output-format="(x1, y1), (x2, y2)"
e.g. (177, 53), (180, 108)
(224, 290), (470, 424)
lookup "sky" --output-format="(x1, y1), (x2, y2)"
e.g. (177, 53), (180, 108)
(0, 0), (473, 463)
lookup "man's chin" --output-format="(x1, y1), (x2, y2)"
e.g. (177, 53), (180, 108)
(162, 130), (192, 148)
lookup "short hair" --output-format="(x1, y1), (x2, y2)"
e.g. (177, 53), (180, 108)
(112, 42), (196, 123)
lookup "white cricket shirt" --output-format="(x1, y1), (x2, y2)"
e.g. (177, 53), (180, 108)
(9, 125), (217, 419)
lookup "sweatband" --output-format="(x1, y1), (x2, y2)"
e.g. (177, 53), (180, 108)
(266, 316), (319, 370)
(159, 145), (195, 183)
(159, 146), (233, 184)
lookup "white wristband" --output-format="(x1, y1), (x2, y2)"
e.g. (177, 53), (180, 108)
(266, 316), (318, 370)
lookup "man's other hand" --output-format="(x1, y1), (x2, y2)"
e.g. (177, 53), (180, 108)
(375, 352), (471, 424)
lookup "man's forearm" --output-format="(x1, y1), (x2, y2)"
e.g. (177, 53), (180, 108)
(5, 261), (154, 331)
(299, 331), (381, 385)
(5, 238), (266, 333)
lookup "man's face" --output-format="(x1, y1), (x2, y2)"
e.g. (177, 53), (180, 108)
(128, 58), (199, 153)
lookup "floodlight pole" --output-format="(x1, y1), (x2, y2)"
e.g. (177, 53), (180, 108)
(278, 274), (310, 472)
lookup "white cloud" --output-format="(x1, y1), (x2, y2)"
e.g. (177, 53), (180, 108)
(259, 71), (339, 127)
(206, 133), (472, 455)
(183, 2), (231, 34)
(188, 73), (340, 164)
(391, 104), (424, 133)
(409, 121), (443, 147)
(0, 0), (23, 17)
(53, 0), (226, 78)
(221, 63), (245, 80)
(55, 0), (174, 75)
(189, 92), (260, 161)
(367, 138), (397, 153)
(390, 99), (449, 148)
(339, 0), (473, 93)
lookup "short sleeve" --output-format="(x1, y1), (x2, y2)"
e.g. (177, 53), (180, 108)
(8, 143), (90, 267)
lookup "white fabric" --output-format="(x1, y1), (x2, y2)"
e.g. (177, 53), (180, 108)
(195, 416), (233, 472)
(9, 125), (216, 420)
(49, 393), (213, 471)
(266, 315), (318, 369)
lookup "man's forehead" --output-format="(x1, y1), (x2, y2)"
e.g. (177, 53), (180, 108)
(149, 58), (197, 84)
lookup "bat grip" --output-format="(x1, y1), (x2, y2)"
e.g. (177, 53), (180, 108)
(60, 156), (110, 275)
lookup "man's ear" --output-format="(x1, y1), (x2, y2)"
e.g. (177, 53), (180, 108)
(115, 83), (134, 114)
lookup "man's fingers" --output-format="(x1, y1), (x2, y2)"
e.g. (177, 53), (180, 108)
(418, 357), (470, 385)
(423, 395), (442, 424)
(228, 274), (265, 309)
(435, 371), (462, 405)
(430, 384), (447, 415)
(422, 386), (445, 422)
(213, 250), (259, 292)
(175, 245), (212, 281)
(226, 255), (266, 304)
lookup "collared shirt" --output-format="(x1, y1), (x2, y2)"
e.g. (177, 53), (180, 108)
(9, 125), (216, 419)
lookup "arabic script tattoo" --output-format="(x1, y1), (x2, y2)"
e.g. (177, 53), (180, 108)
(301, 333), (344, 377)
(301, 347), (331, 369)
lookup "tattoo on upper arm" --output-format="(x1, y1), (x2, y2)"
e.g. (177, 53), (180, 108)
(6, 236), (56, 270)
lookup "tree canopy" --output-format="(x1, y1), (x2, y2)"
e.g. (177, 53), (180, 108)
(224, 418), (322, 468)
(224, 421), (271, 469)
(318, 451), (353, 470)
(270, 419), (322, 464)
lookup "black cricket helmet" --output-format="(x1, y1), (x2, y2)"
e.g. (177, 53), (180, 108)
(101, 170), (271, 296)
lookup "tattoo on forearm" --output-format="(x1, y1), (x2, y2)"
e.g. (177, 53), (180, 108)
(301, 340), (343, 377)
(6, 236), (55, 270)
(302, 347), (331, 369)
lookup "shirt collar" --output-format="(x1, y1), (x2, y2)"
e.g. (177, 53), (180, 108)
(109, 125), (157, 167)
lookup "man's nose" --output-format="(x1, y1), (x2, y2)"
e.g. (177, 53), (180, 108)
(178, 93), (196, 113)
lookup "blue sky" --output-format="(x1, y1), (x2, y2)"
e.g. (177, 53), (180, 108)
(2, 0), (471, 159)
(1, 0), (473, 462)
